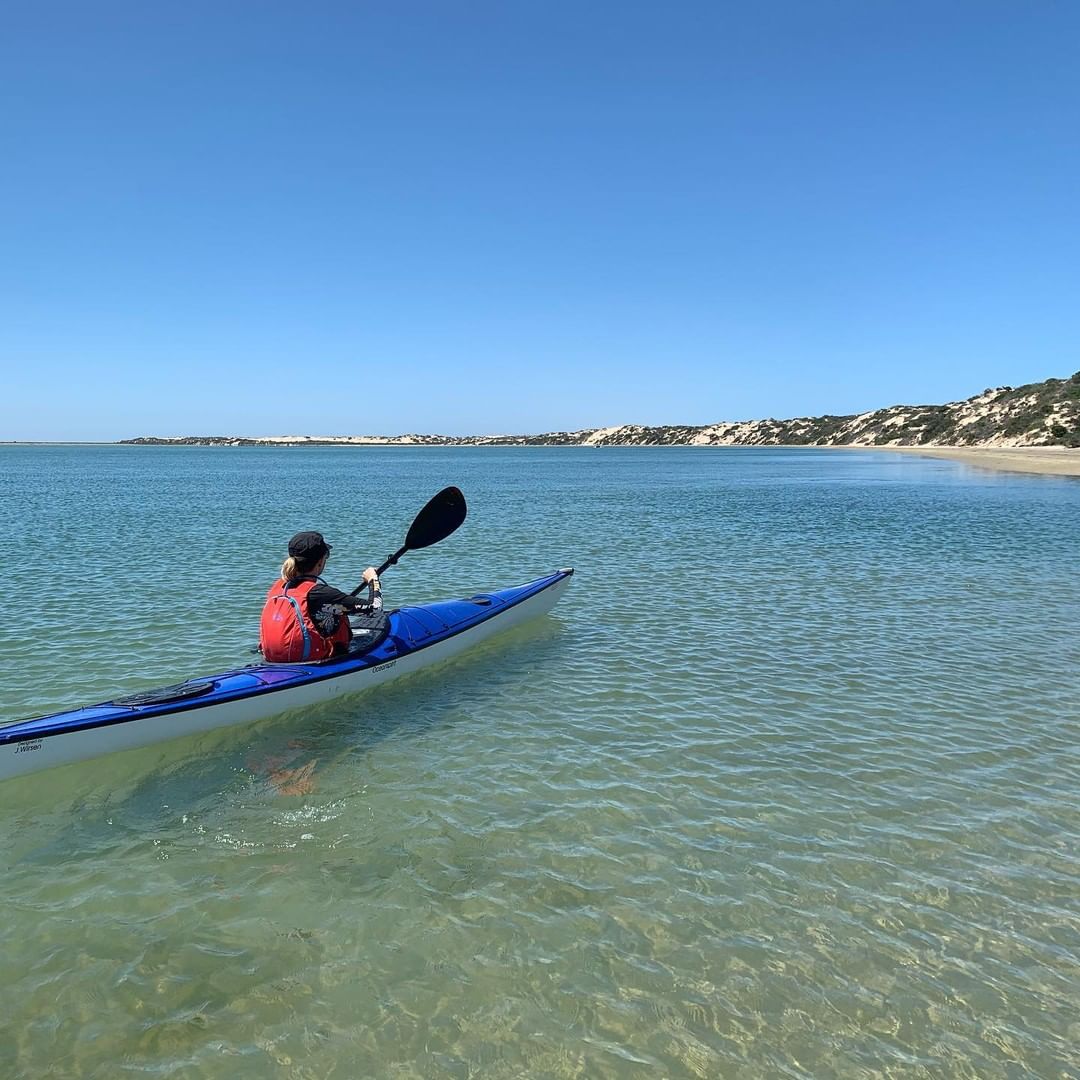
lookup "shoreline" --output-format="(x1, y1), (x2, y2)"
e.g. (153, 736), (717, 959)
(6, 441), (1080, 476)
(853, 445), (1080, 477)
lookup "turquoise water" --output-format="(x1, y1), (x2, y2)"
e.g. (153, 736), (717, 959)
(1, 445), (1078, 1079)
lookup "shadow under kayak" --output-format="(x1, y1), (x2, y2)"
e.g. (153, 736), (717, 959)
(0, 569), (574, 783)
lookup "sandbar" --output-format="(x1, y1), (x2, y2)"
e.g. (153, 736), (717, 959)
(862, 445), (1080, 477)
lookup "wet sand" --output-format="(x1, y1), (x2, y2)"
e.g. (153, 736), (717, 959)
(862, 445), (1080, 477)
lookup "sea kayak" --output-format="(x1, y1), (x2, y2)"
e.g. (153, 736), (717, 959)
(0, 569), (573, 783)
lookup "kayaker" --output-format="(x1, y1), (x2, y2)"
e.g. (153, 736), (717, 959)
(259, 531), (383, 663)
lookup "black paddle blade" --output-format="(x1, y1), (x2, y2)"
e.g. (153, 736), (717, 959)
(405, 486), (467, 551)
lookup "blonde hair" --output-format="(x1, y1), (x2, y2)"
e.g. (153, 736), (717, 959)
(281, 555), (314, 582)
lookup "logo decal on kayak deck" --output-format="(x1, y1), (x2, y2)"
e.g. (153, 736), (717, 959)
(373, 660), (397, 673)
(14, 740), (43, 754)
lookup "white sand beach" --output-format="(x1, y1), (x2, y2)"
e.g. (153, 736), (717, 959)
(869, 446), (1080, 477)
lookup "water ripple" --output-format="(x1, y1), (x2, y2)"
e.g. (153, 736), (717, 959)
(1, 446), (1078, 1078)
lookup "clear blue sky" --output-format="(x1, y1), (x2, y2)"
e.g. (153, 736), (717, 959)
(2, 1), (1077, 440)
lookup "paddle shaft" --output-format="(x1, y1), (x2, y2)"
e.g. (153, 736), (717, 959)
(350, 545), (407, 597)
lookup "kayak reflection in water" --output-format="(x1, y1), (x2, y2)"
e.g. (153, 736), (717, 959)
(259, 530), (383, 663)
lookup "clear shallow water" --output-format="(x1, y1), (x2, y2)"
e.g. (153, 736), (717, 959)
(1, 445), (1078, 1079)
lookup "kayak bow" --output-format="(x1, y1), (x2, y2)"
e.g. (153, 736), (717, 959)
(0, 570), (573, 783)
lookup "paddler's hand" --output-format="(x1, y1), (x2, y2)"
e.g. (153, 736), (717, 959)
(362, 567), (380, 589)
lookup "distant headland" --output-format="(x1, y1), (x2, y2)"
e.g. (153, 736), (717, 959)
(123, 371), (1080, 451)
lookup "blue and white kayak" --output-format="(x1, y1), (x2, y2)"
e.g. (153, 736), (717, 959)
(0, 569), (573, 783)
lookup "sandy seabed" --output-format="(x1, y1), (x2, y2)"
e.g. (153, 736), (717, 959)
(857, 445), (1080, 477)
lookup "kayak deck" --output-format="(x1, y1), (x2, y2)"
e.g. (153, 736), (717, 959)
(0, 570), (573, 779)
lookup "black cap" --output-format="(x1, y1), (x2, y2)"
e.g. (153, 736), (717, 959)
(288, 531), (332, 561)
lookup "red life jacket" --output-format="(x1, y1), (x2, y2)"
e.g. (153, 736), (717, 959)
(259, 578), (351, 662)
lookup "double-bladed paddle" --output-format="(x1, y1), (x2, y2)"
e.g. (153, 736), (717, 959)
(349, 485), (468, 595)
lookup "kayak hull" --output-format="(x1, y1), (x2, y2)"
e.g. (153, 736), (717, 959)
(0, 570), (573, 783)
